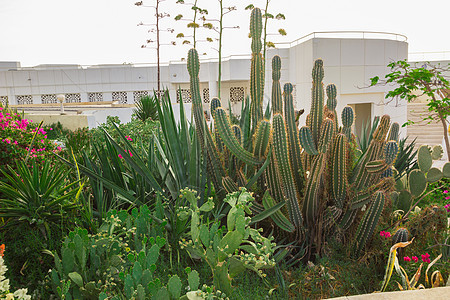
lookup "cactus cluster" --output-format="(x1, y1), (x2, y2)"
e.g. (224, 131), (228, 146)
(179, 188), (276, 295)
(393, 144), (450, 213)
(185, 7), (408, 258)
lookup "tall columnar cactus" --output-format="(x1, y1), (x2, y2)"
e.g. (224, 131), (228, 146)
(272, 56), (283, 115)
(185, 7), (403, 258)
(354, 191), (385, 256)
(250, 7), (264, 127)
(187, 49), (226, 197)
(310, 59), (325, 145)
(284, 82), (305, 193)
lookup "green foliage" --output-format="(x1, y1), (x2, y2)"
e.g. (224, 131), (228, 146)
(0, 105), (59, 170)
(179, 188), (276, 295)
(133, 95), (159, 122)
(0, 160), (79, 233)
(48, 206), (201, 299)
(370, 60), (450, 159)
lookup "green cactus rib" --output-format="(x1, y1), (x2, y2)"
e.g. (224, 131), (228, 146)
(272, 113), (303, 227)
(222, 176), (239, 194)
(354, 191), (385, 256)
(214, 107), (263, 166)
(250, 8), (264, 126)
(284, 82), (305, 192)
(265, 149), (286, 206)
(373, 115), (390, 141)
(341, 106), (354, 140)
(392, 228), (409, 244)
(253, 119), (271, 159)
(310, 59), (325, 145)
(231, 125), (242, 143)
(339, 209), (357, 231)
(388, 122), (400, 141)
(211, 97), (224, 152)
(326, 84), (339, 133)
(262, 191), (295, 232)
(326, 84), (337, 110)
(384, 140), (399, 165)
(331, 134), (347, 209)
(187, 48), (225, 195)
(351, 115), (390, 190)
(299, 126), (319, 155)
(323, 206), (343, 229)
(272, 56), (283, 114)
(318, 118), (334, 153)
(303, 153), (326, 225)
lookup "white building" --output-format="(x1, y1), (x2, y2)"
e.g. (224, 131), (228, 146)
(0, 31), (418, 138)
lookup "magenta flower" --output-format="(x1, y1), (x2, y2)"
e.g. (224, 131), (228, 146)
(421, 253), (431, 263)
(446, 196), (450, 200)
(412, 256), (419, 262)
(380, 231), (385, 237)
(118, 154), (123, 159)
(129, 150), (133, 157)
(403, 256), (411, 262)
(444, 190), (449, 194)
(385, 232), (391, 238)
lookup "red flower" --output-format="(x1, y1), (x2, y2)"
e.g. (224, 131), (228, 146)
(412, 256), (419, 262)
(403, 256), (411, 262)
(0, 244), (5, 257)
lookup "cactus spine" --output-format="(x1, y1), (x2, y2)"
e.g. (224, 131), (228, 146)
(250, 7), (264, 127)
(354, 191), (385, 256)
(284, 82), (305, 193)
(272, 56), (283, 114)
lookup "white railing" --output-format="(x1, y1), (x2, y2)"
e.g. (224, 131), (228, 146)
(408, 51), (450, 62)
(275, 31), (407, 48)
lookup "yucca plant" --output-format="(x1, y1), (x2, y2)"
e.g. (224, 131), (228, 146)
(134, 95), (159, 122)
(0, 161), (80, 237)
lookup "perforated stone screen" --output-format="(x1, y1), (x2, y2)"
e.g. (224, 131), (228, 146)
(88, 92), (103, 102)
(133, 91), (148, 102)
(65, 93), (82, 103)
(177, 89), (191, 103)
(16, 95), (33, 105)
(203, 88), (210, 103)
(112, 91), (128, 104)
(41, 94), (57, 104)
(230, 87), (244, 103)
(0, 96), (8, 106)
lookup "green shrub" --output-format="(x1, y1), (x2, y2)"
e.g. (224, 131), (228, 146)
(0, 106), (59, 171)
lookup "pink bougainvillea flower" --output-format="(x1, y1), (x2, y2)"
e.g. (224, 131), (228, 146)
(403, 256), (411, 262)
(412, 256), (419, 262)
(444, 190), (449, 194)
(118, 154), (123, 159)
(446, 196), (450, 200)
(384, 232), (391, 238)
(129, 150), (133, 157)
(380, 231), (385, 237)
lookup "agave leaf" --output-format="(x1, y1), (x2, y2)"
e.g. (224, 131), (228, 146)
(380, 239), (414, 292)
(425, 253), (442, 286)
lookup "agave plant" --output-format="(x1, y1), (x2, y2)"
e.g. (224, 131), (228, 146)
(133, 95), (159, 122)
(0, 161), (80, 236)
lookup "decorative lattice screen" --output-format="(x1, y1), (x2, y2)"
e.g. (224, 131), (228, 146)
(112, 91), (128, 104)
(88, 92), (103, 102)
(177, 89), (191, 103)
(229, 87), (244, 103)
(41, 94), (57, 104)
(16, 95), (33, 105)
(133, 91), (148, 102)
(203, 88), (210, 103)
(0, 96), (8, 106)
(65, 93), (82, 103)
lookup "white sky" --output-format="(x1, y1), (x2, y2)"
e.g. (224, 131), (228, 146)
(0, 0), (449, 67)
